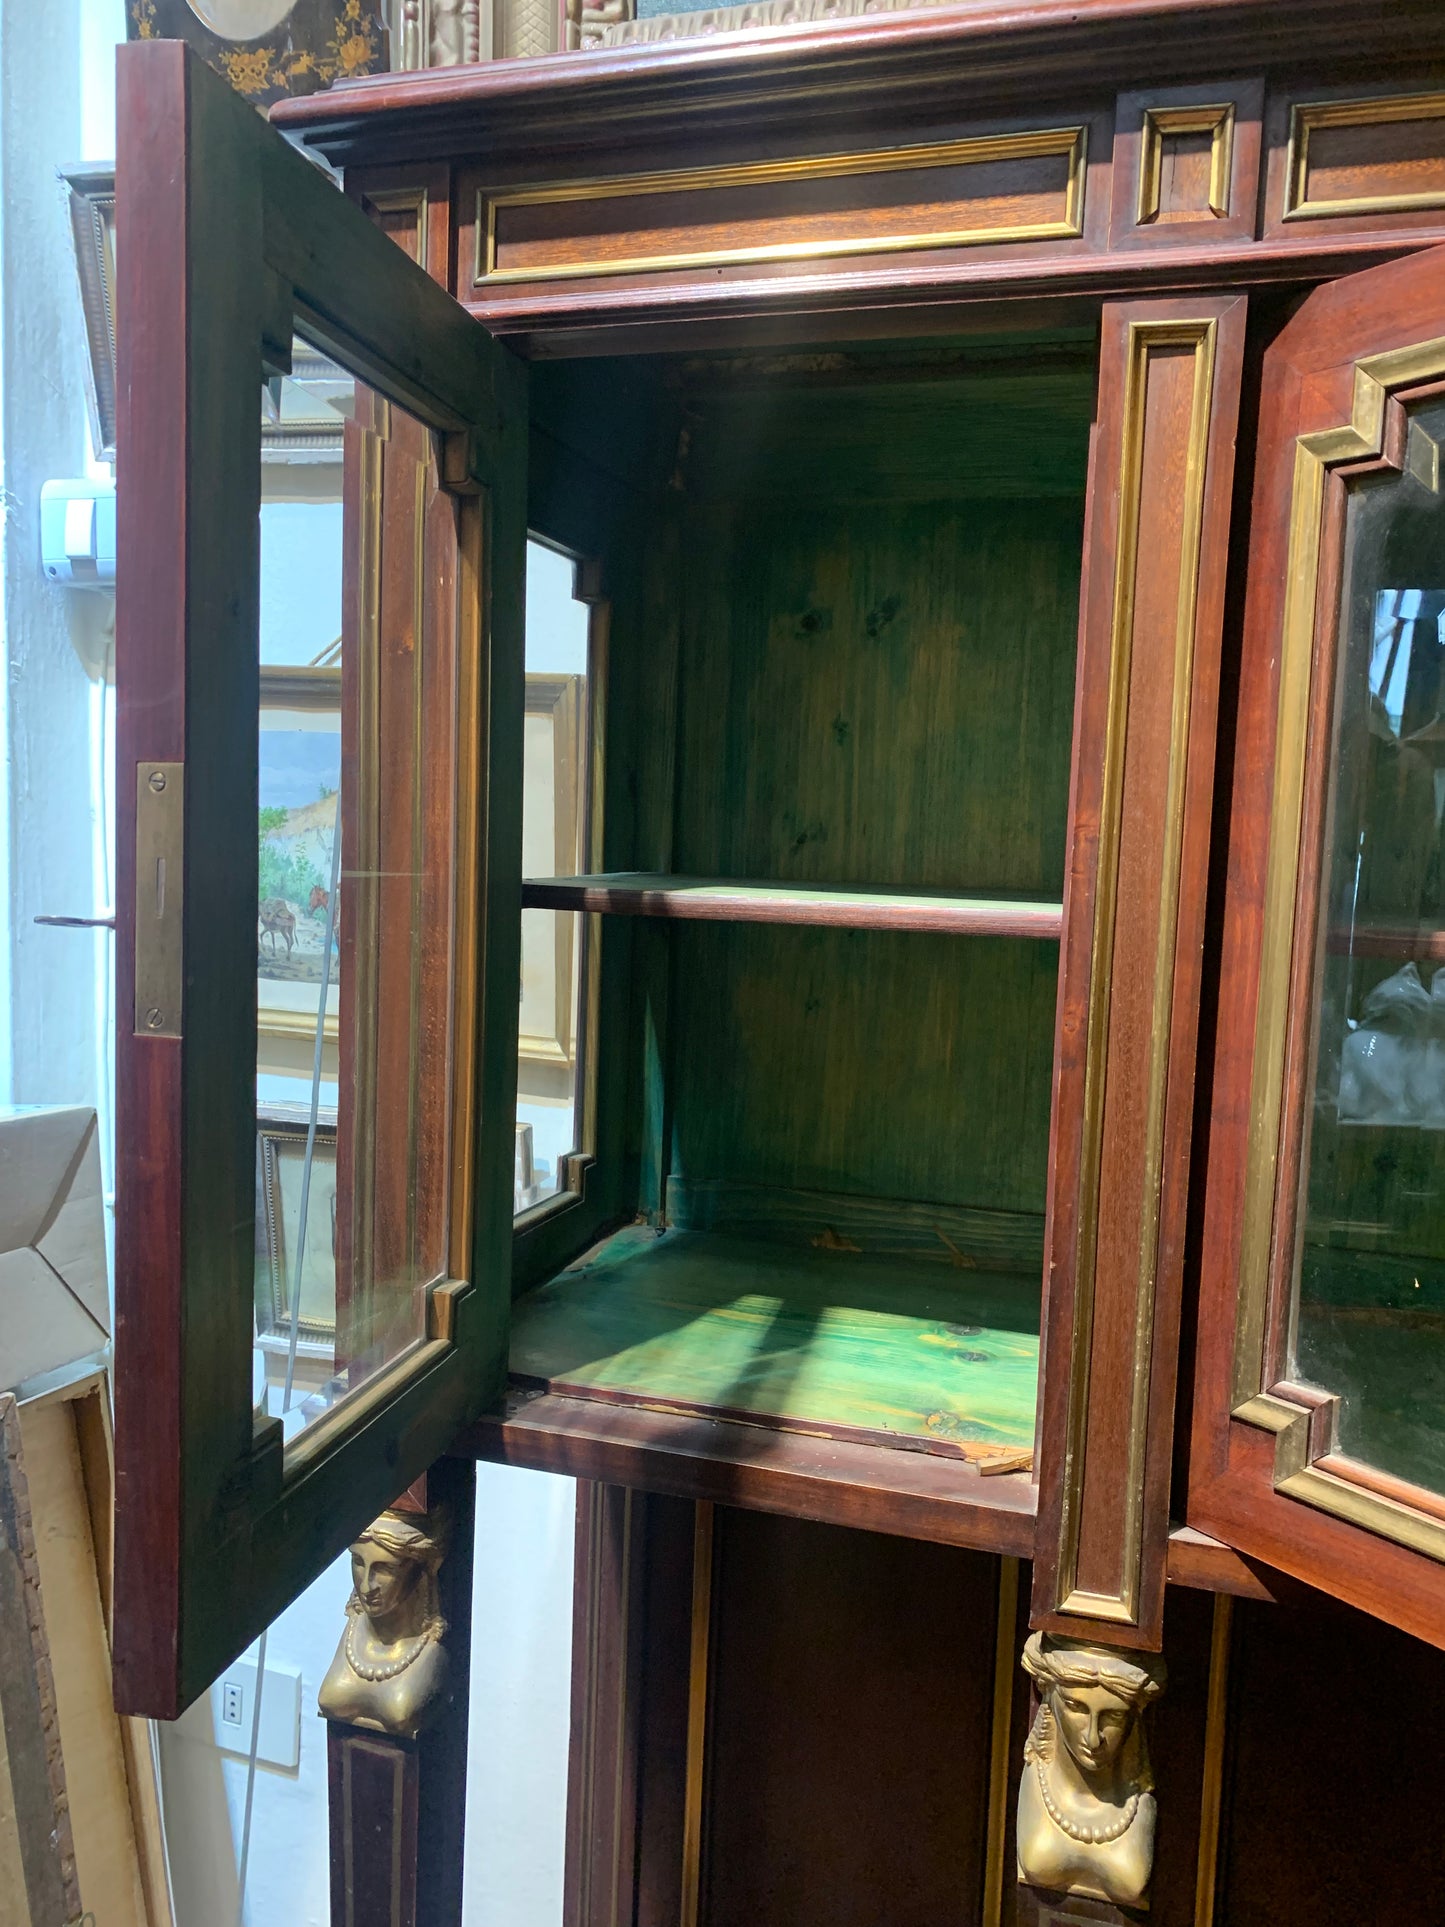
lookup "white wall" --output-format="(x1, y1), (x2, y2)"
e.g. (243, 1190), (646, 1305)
(0, 0), (120, 1138)
(160, 1462), (575, 1927)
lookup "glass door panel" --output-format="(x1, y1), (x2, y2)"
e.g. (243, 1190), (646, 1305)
(113, 39), (526, 1716)
(254, 345), (471, 1444)
(1293, 392), (1445, 1495)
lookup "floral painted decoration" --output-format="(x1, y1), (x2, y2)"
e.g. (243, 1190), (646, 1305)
(128, 0), (387, 106)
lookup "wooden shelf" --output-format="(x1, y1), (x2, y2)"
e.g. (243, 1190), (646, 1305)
(508, 1222), (1041, 1463)
(1327, 922), (1445, 963)
(457, 1396), (1297, 1597)
(520, 872), (1064, 939)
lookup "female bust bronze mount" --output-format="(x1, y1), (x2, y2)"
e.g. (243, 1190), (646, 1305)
(1016, 1633), (1167, 1910)
(319, 1510), (449, 1742)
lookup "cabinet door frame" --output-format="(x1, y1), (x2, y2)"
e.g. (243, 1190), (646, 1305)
(114, 39), (527, 1718)
(1190, 242), (1445, 1648)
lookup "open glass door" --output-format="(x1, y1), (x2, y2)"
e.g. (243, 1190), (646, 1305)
(113, 39), (526, 1717)
(1192, 243), (1445, 1647)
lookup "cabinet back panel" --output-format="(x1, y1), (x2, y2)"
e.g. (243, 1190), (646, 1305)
(658, 351), (1088, 1218)
(670, 925), (1059, 1214)
(673, 497), (1084, 893)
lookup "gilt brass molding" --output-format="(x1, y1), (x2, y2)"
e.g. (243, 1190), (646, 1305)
(982, 1557), (1021, 1927)
(1232, 333), (1445, 1564)
(1137, 103), (1235, 224)
(474, 125), (1088, 286)
(1191, 1595), (1232, 1927)
(1284, 91), (1445, 220)
(680, 1500), (716, 1927)
(1053, 318), (1219, 1626)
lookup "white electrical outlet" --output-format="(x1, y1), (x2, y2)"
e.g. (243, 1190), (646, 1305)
(199, 1657), (303, 1770)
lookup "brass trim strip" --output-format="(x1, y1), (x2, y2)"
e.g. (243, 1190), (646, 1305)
(448, 490), (485, 1279)
(1232, 332), (1445, 1563)
(1192, 1594), (1233, 1927)
(981, 1556), (1020, 1927)
(405, 448), (427, 1291)
(680, 1499), (715, 1927)
(349, 419), (384, 1331)
(475, 125), (1088, 286)
(1055, 319), (1219, 1625)
(1284, 92), (1445, 220)
(607, 1488), (636, 1927)
(1137, 104), (1235, 224)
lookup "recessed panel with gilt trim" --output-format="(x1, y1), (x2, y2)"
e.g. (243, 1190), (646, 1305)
(474, 126), (1089, 286)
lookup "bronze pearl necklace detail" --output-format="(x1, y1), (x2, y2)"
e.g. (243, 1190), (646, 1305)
(344, 1614), (437, 1684)
(1032, 1756), (1140, 1846)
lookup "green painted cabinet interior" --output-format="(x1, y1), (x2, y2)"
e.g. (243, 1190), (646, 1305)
(512, 331), (1096, 1460)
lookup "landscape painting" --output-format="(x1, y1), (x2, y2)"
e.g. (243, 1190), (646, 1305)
(258, 677), (342, 1053)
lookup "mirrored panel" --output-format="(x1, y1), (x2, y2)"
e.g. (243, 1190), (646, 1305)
(253, 337), (473, 1442)
(1293, 392), (1445, 1495)
(516, 540), (591, 1214)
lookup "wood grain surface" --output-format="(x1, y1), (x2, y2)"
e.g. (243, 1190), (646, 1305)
(509, 1223), (1042, 1455)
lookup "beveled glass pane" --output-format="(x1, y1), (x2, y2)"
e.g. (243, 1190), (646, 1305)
(254, 337), (465, 1443)
(1292, 391), (1445, 1495)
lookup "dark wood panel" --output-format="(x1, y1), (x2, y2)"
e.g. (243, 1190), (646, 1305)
(329, 1729), (420, 1927)
(563, 1483), (646, 1927)
(1220, 1592), (1445, 1921)
(1286, 93), (1445, 217)
(1110, 79), (1264, 251)
(702, 1509), (999, 1927)
(1264, 82), (1445, 240)
(484, 127), (1087, 284)
(1033, 295), (1246, 1647)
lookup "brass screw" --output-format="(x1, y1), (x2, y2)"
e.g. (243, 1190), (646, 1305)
(148, 770), (166, 793)
(145, 1007), (163, 1030)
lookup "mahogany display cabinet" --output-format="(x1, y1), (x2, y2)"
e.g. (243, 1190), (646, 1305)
(112, 0), (1445, 1789)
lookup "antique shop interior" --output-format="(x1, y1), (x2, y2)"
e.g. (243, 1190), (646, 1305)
(5, 2), (1445, 1925)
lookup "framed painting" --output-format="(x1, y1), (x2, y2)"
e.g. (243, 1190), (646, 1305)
(255, 1108), (339, 1365)
(61, 166), (118, 466)
(520, 671), (584, 1093)
(0, 1396), (82, 1926)
(258, 667), (342, 1077)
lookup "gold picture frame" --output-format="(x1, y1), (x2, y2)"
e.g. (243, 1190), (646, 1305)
(61, 165), (117, 465)
(255, 1107), (339, 1352)
(0, 1395), (82, 1925)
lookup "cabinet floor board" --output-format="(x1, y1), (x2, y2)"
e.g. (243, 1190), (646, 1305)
(508, 1223), (1040, 1457)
